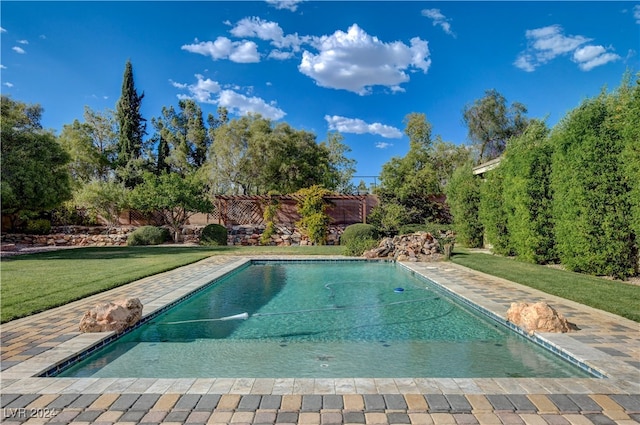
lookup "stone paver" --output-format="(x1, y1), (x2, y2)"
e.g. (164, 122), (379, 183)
(1, 256), (638, 424)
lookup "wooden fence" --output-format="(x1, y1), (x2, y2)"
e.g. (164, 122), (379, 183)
(114, 194), (378, 227)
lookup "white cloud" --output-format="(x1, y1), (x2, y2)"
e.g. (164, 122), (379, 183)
(421, 9), (455, 36)
(230, 16), (306, 59)
(268, 49), (294, 60)
(300, 24), (431, 95)
(173, 74), (222, 103)
(573, 45), (620, 71)
(325, 115), (402, 138)
(375, 142), (393, 149)
(12, 46), (26, 54)
(181, 37), (260, 63)
(265, 0), (303, 12)
(174, 74), (285, 120)
(514, 25), (618, 72)
(635, 5), (640, 24)
(0, 27), (6, 33)
(218, 90), (286, 120)
(4, 82), (14, 88)
(0, 64), (6, 69)
(17, 39), (28, 45)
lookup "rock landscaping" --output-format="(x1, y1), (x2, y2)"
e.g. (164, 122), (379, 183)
(0, 224), (346, 251)
(363, 231), (454, 262)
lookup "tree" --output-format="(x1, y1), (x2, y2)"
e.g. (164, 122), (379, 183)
(500, 119), (556, 263)
(152, 99), (210, 176)
(622, 76), (640, 250)
(58, 120), (104, 185)
(115, 60), (147, 187)
(206, 114), (353, 195)
(375, 113), (446, 225)
(479, 167), (511, 255)
(1, 96), (72, 220)
(59, 107), (119, 186)
(445, 163), (483, 248)
(320, 132), (356, 193)
(74, 180), (130, 227)
(463, 89), (529, 163)
(130, 172), (213, 242)
(431, 137), (472, 187)
(83, 106), (118, 180)
(551, 81), (637, 278)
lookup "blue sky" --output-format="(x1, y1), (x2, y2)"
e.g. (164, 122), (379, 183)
(2, 1), (638, 185)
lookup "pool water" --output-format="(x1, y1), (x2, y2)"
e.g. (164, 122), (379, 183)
(58, 261), (591, 378)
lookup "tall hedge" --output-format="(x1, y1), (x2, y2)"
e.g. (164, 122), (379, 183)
(500, 120), (556, 263)
(551, 85), (636, 278)
(621, 77), (640, 258)
(445, 163), (483, 248)
(479, 167), (512, 255)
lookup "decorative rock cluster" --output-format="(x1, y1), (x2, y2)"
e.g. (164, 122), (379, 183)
(79, 298), (143, 333)
(506, 301), (577, 335)
(363, 231), (453, 262)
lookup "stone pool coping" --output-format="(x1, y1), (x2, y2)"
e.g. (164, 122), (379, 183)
(1, 255), (638, 397)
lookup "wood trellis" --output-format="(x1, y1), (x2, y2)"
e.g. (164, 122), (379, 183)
(214, 194), (378, 226)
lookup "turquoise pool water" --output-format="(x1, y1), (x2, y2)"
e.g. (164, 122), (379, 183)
(58, 261), (591, 378)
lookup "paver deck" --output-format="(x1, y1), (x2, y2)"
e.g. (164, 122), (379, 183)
(1, 255), (638, 424)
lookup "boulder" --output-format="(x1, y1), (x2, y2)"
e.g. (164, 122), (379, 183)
(506, 301), (577, 335)
(79, 298), (143, 333)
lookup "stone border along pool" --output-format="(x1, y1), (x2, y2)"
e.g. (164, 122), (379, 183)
(1, 256), (638, 421)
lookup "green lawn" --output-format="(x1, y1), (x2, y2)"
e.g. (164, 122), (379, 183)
(0, 245), (343, 323)
(450, 248), (640, 322)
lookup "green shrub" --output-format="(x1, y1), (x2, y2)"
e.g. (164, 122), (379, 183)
(479, 168), (512, 256)
(551, 87), (636, 278)
(260, 195), (280, 245)
(127, 226), (170, 246)
(340, 223), (378, 246)
(368, 202), (409, 236)
(501, 120), (556, 264)
(343, 237), (378, 257)
(295, 185), (331, 245)
(445, 163), (483, 248)
(200, 223), (228, 246)
(24, 219), (52, 235)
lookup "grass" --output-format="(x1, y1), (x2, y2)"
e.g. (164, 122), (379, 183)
(0, 245), (342, 323)
(450, 248), (640, 322)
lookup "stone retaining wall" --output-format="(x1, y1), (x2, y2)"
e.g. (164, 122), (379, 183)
(1, 224), (346, 248)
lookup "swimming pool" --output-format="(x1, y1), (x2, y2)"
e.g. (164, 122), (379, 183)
(57, 260), (591, 378)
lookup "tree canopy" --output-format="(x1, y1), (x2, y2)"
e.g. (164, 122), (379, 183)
(206, 114), (354, 195)
(1, 96), (72, 219)
(463, 89), (529, 163)
(375, 113), (470, 226)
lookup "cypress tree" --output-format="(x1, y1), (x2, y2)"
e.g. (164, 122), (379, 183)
(115, 60), (146, 186)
